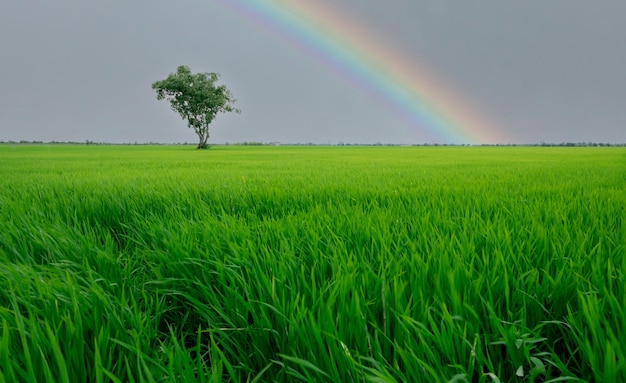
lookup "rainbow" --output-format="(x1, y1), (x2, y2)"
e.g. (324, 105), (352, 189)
(214, 0), (502, 144)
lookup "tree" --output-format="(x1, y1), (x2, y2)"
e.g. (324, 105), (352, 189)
(152, 66), (240, 149)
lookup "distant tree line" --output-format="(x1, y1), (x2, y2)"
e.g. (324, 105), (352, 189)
(0, 140), (191, 146)
(475, 142), (625, 147)
(1, 140), (625, 147)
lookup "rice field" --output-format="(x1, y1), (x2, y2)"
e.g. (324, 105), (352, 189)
(0, 144), (624, 382)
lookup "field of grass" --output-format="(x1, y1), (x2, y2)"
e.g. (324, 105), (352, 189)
(0, 144), (624, 382)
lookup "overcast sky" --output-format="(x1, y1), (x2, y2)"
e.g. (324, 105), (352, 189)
(1, 1), (625, 145)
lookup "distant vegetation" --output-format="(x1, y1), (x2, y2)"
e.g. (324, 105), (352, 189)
(1, 145), (624, 381)
(1, 140), (625, 147)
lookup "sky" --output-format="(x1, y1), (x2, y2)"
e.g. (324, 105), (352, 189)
(1, 0), (625, 145)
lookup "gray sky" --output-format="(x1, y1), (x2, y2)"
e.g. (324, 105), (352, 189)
(1, 0), (625, 145)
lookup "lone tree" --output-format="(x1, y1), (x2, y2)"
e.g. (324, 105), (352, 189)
(152, 66), (240, 149)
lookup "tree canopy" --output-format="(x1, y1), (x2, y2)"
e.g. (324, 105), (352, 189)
(152, 66), (240, 149)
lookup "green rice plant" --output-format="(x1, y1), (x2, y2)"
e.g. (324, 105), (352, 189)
(0, 144), (624, 381)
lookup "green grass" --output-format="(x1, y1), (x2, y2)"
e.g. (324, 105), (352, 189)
(0, 144), (624, 382)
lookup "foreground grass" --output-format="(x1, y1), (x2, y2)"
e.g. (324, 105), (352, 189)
(0, 145), (624, 382)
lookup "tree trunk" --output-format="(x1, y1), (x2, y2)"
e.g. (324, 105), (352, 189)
(197, 139), (207, 149)
(197, 129), (209, 149)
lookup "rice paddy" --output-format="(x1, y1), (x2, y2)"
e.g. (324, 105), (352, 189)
(0, 144), (624, 382)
